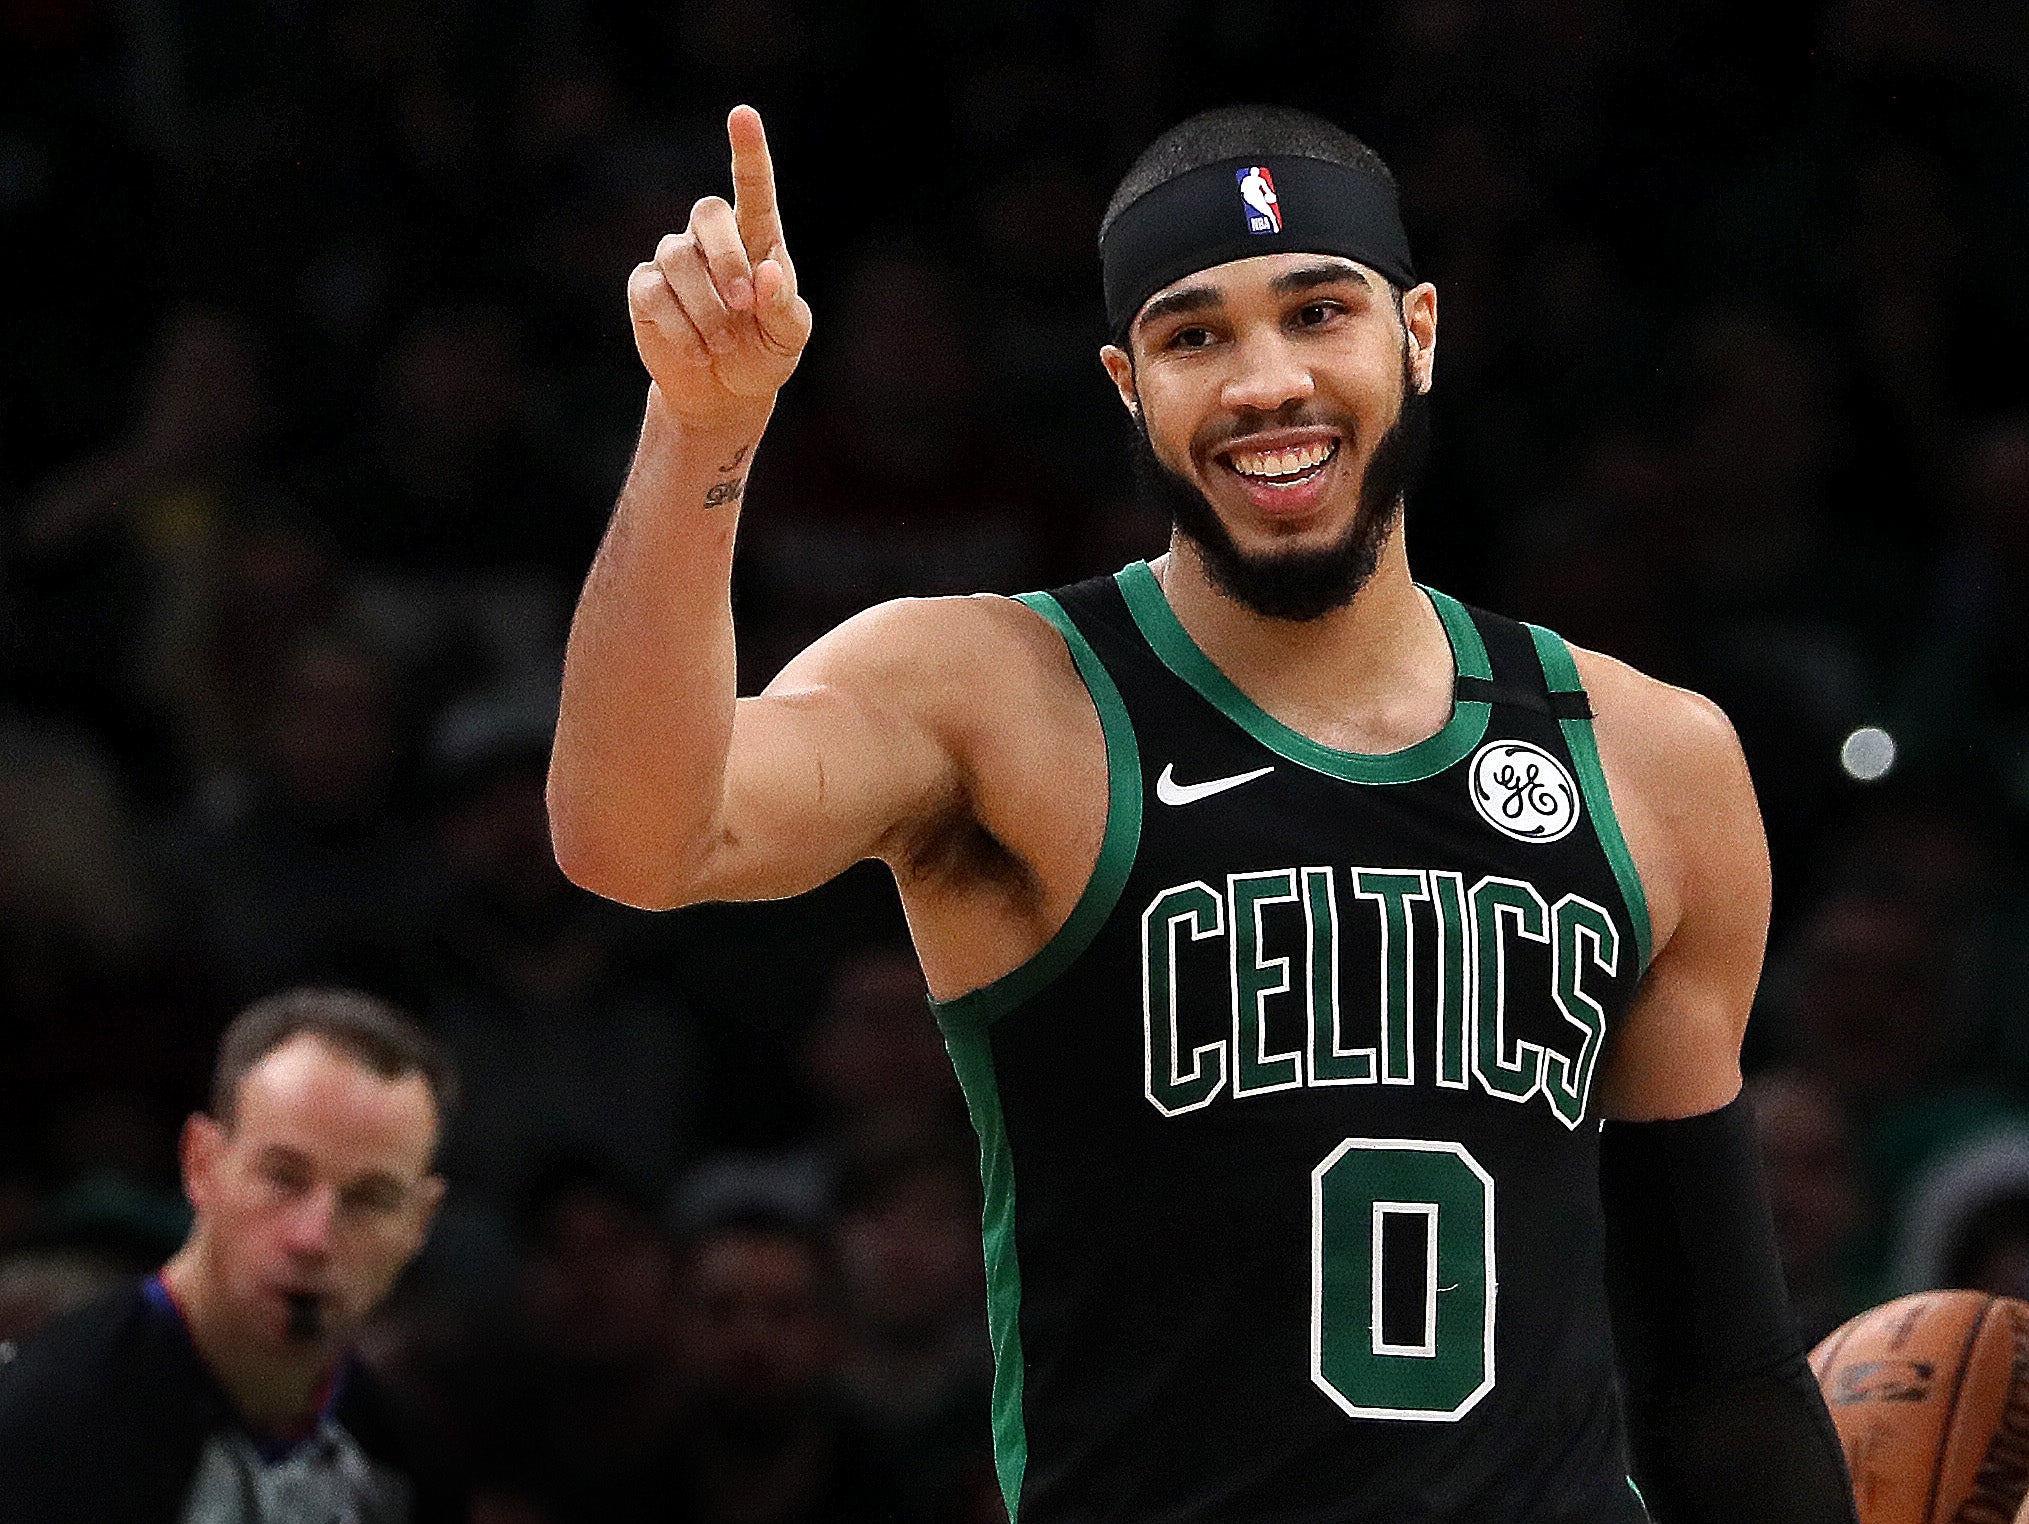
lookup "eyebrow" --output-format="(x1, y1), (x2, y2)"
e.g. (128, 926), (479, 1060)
(1135, 283), (1222, 329)
(1134, 260), (1376, 333)
(1269, 261), (1373, 295)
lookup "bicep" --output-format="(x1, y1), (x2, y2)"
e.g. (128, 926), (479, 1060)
(700, 684), (951, 900)
(1595, 692), (1772, 1122)
(686, 606), (966, 903)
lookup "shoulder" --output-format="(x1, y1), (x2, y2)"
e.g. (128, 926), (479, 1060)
(0, 1285), (212, 1513)
(0, 1284), (151, 1416)
(765, 592), (1093, 731)
(772, 592), (1074, 682)
(1568, 644), (1748, 785)
(1564, 642), (1765, 955)
(337, 1365), (469, 1519)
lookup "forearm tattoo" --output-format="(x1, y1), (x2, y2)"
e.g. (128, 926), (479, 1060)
(705, 442), (752, 508)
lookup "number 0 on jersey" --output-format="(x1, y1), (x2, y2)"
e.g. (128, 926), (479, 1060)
(1312, 1138), (1497, 1421)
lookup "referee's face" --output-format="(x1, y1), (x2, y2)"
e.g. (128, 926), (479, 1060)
(183, 1034), (445, 1355)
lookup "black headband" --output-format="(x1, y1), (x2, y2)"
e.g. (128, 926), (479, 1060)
(1100, 154), (1416, 338)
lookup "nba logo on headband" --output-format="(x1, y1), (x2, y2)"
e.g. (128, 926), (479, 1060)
(1236, 166), (1281, 234)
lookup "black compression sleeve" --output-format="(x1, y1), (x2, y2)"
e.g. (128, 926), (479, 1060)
(1601, 1094), (1857, 1524)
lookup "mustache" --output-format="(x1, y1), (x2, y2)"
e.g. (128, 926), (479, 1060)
(1191, 404), (1359, 458)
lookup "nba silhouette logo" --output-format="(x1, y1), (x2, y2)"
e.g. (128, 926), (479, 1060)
(1237, 165), (1281, 234)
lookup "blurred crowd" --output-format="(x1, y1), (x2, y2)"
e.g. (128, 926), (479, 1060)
(4, 0), (2029, 1518)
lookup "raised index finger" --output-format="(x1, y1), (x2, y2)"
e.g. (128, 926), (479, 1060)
(727, 105), (785, 258)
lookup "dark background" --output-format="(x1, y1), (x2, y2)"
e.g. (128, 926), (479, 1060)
(4, 0), (2029, 1519)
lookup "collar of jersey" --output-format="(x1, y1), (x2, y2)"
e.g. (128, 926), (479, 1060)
(1115, 559), (1492, 785)
(144, 1274), (351, 1464)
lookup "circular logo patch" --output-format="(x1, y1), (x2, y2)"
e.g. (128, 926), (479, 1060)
(1468, 740), (1581, 844)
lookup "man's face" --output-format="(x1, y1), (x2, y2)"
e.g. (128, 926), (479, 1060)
(182, 1035), (443, 1357)
(675, 1229), (837, 1427)
(1101, 254), (1437, 620)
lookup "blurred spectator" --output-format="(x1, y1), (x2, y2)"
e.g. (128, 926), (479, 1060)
(418, 683), (697, 1207)
(835, 1143), (991, 1518)
(1749, 1068), (1867, 1345)
(155, 509), (348, 801)
(1503, 432), (1692, 686)
(0, 1249), (130, 1344)
(1811, 792), (1995, 916)
(317, 301), (598, 576)
(0, 713), (163, 986)
(802, 946), (969, 1170)
(1776, 888), (2029, 1290)
(657, 1207), (904, 1524)
(1891, 412), (2029, 809)
(670, 1154), (834, 1243)
(1783, 891), (1965, 1118)
(0, 715), (204, 1128)
(1891, 1128), (2029, 1298)
(458, 1159), (687, 1521)
(8, 306), (278, 778)
(741, 245), (1055, 684)
(159, 627), (425, 1004)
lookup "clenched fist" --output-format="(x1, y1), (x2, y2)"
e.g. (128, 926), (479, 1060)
(629, 105), (813, 426)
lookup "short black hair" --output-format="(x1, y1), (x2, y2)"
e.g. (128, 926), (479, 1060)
(1101, 104), (1398, 247)
(211, 987), (459, 1132)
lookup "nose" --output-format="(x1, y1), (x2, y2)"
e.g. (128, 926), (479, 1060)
(1220, 325), (1314, 416)
(281, 1185), (337, 1262)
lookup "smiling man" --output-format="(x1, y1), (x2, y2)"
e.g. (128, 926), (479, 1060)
(549, 105), (1856, 1523)
(0, 989), (462, 1523)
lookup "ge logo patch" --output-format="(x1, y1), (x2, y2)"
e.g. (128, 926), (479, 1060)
(1468, 740), (1581, 844)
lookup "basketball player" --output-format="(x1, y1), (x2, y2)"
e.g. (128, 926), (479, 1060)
(0, 989), (461, 1522)
(548, 105), (1858, 1522)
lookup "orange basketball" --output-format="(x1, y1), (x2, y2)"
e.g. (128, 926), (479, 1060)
(1811, 1291), (2029, 1524)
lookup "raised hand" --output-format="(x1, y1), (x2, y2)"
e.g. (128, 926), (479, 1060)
(629, 104), (813, 426)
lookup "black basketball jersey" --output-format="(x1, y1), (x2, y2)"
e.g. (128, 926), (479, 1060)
(931, 562), (1657, 1524)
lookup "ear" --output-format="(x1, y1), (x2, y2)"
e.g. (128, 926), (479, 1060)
(1402, 283), (1438, 395)
(180, 1114), (225, 1212)
(1099, 343), (1141, 420)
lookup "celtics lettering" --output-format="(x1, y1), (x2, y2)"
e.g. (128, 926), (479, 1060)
(1140, 869), (1620, 1129)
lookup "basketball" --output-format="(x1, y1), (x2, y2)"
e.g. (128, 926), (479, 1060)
(1811, 1291), (2029, 1524)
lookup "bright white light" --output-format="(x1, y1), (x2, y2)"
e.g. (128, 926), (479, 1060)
(1840, 726), (1897, 783)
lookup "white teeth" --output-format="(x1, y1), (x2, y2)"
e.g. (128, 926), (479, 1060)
(1230, 440), (1336, 480)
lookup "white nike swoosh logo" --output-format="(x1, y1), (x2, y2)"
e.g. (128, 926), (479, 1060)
(1156, 763), (1277, 806)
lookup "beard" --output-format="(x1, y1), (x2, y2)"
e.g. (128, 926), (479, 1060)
(1131, 348), (1432, 622)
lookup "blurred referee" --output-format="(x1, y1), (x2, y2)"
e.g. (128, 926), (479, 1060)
(0, 989), (464, 1523)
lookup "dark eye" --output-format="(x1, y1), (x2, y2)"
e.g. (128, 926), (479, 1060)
(341, 1181), (404, 1217)
(1168, 325), (1216, 350)
(263, 1159), (310, 1196)
(1293, 301), (1338, 327)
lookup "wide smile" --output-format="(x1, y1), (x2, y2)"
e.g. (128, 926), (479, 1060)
(1212, 431), (1345, 517)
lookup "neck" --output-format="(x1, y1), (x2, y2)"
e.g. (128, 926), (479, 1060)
(1155, 523), (1453, 755)
(160, 1246), (336, 1438)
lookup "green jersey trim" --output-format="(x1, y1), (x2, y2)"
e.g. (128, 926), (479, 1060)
(1113, 560), (1493, 785)
(942, 1023), (1027, 1518)
(1525, 622), (1655, 973)
(928, 591), (1145, 1030)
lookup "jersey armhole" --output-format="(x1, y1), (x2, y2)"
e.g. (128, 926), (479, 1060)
(928, 592), (1144, 1029)
(1523, 623), (1655, 974)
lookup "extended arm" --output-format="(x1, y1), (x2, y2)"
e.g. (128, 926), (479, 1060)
(548, 107), (962, 911)
(1584, 659), (1856, 1524)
